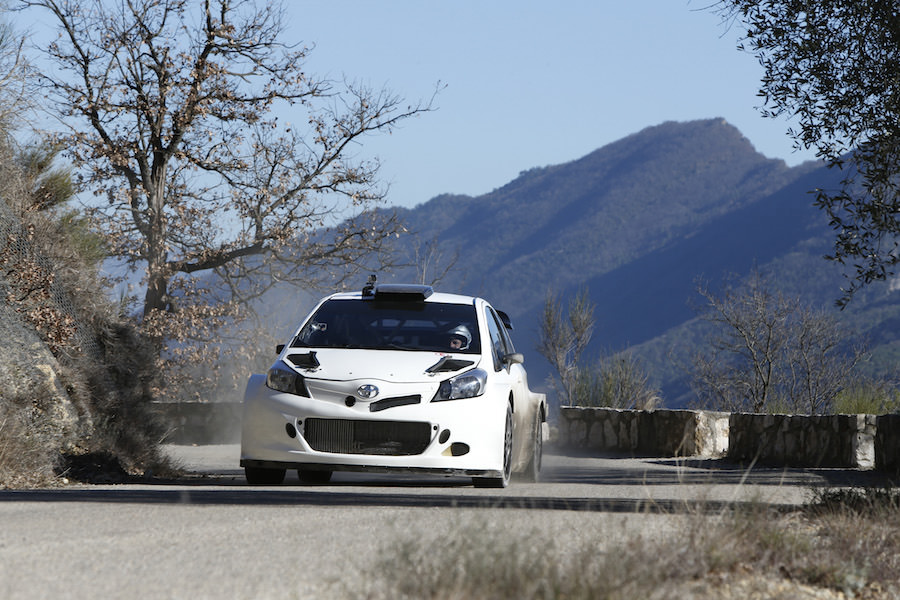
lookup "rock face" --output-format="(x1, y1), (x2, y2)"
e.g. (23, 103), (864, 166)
(0, 296), (83, 448)
(0, 199), (84, 453)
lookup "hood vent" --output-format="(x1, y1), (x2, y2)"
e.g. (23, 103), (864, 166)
(425, 357), (475, 374)
(286, 351), (320, 369)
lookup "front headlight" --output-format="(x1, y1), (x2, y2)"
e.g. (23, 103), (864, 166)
(266, 362), (310, 397)
(432, 369), (487, 402)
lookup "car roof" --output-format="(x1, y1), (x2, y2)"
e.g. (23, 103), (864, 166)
(326, 289), (479, 306)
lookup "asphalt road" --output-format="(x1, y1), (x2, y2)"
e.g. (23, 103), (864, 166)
(0, 445), (890, 599)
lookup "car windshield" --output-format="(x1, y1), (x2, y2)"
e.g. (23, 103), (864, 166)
(291, 299), (481, 354)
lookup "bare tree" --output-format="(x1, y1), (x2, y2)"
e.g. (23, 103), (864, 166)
(692, 271), (862, 414)
(0, 5), (29, 134)
(23, 0), (434, 362)
(538, 288), (660, 408)
(408, 234), (460, 287)
(537, 289), (595, 406)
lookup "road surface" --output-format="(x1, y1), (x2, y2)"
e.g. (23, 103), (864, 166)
(0, 445), (888, 599)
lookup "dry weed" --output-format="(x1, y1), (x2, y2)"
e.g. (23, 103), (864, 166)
(355, 492), (900, 600)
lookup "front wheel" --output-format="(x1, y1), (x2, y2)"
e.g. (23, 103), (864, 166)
(473, 406), (512, 489)
(245, 466), (286, 485)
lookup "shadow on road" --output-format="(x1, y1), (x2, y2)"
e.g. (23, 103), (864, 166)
(3, 451), (894, 513)
(0, 486), (799, 515)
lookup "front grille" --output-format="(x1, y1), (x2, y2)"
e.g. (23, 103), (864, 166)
(304, 418), (432, 455)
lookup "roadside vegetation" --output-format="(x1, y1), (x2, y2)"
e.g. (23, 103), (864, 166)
(356, 488), (900, 599)
(691, 270), (900, 415)
(538, 289), (660, 410)
(0, 148), (176, 487)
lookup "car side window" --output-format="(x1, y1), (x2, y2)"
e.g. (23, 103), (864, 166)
(498, 315), (515, 354)
(484, 307), (509, 371)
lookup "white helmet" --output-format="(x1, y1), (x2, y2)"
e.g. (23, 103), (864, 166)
(448, 325), (472, 350)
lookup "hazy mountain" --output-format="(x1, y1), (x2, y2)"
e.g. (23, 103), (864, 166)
(371, 118), (900, 406)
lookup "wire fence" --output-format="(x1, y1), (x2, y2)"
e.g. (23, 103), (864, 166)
(0, 196), (101, 360)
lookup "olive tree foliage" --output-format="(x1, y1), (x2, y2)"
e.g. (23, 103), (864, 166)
(22, 0), (433, 365)
(715, 1), (900, 306)
(537, 289), (659, 409)
(691, 272), (863, 414)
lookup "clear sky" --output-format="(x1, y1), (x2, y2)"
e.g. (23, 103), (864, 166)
(291, 1), (818, 209)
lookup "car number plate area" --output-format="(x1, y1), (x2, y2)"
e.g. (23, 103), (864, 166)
(304, 418), (432, 455)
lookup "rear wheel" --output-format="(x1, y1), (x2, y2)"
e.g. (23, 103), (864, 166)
(244, 466), (286, 485)
(473, 406), (512, 488)
(297, 470), (333, 484)
(521, 410), (543, 482)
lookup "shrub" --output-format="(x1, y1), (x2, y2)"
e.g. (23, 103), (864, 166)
(571, 353), (661, 410)
(833, 377), (900, 414)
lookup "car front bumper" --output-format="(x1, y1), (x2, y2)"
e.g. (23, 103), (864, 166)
(239, 374), (510, 477)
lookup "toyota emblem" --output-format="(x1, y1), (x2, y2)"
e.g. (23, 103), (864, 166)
(357, 384), (379, 399)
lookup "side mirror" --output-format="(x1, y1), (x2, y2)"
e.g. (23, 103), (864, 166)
(276, 344), (285, 355)
(503, 352), (524, 365)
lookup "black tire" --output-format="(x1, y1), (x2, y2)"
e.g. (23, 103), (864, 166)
(473, 406), (512, 488)
(244, 466), (286, 485)
(297, 470), (333, 484)
(521, 410), (543, 483)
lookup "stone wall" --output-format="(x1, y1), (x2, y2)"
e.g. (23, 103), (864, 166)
(558, 408), (729, 458)
(876, 414), (900, 475)
(727, 413), (876, 469)
(558, 407), (900, 472)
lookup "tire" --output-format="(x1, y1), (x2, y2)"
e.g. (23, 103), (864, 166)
(244, 466), (286, 485)
(297, 470), (333, 484)
(473, 406), (512, 488)
(521, 410), (543, 483)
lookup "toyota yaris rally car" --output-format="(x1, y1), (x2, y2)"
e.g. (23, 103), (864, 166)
(240, 280), (548, 487)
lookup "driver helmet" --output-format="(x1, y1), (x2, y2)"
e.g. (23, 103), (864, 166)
(448, 324), (472, 350)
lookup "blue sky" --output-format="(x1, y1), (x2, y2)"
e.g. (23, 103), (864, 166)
(293, 1), (818, 209)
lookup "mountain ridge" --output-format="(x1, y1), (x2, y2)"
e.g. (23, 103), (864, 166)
(377, 118), (899, 405)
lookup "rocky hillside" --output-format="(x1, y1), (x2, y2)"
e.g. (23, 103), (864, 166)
(0, 197), (170, 486)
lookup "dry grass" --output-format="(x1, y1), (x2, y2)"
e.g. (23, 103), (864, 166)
(354, 490), (900, 600)
(0, 403), (57, 488)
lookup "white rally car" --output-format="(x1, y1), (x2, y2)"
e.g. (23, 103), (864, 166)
(240, 280), (548, 487)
